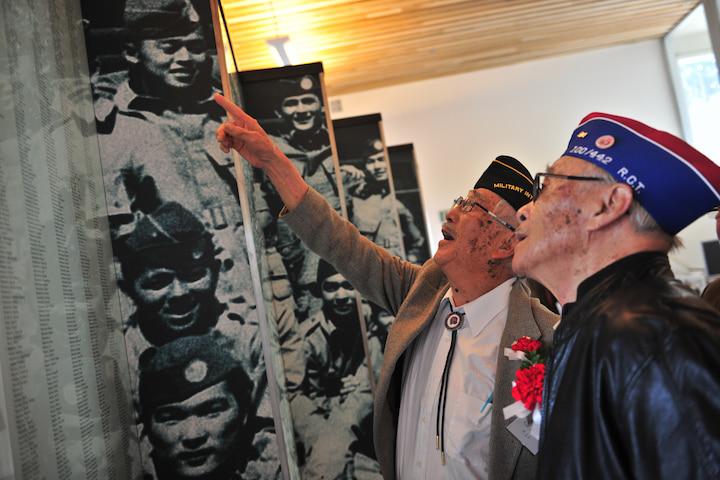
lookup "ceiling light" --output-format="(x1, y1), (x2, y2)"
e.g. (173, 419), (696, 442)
(266, 35), (296, 66)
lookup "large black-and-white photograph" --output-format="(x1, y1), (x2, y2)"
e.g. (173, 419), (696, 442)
(332, 116), (406, 260)
(387, 144), (432, 265)
(79, 1), (293, 478)
(332, 116), (407, 356)
(236, 65), (381, 479)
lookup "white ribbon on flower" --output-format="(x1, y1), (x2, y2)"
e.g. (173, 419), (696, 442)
(503, 381), (543, 441)
(502, 400), (530, 420)
(504, 348), (526, 361)
(503, 381), (530, 419)
(530, 407), (542, 440)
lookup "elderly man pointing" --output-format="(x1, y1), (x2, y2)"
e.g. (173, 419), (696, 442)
(214, 93), (557, 479)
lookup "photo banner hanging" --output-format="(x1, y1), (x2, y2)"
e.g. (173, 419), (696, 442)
(332, 115), (407, 260)
(79, 0), (294, 478)
(388, 143), (432, 264)
(234, 63), (382, 479)
(332, 115), (407, 360)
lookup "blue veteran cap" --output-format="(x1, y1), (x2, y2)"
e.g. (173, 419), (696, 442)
(563, 112), (720, 235)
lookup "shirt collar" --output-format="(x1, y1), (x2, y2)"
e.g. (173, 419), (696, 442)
(116, 80), (220, 116)
(444, 278), (514, 337)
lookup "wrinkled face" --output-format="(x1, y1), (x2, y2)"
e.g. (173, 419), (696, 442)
(149, 381), (242, 478)
(320, 273), (356, 317)
(132, 262), (217, 339)
(433, 189), (514, 274)
(136, 30), (208, 89)
(280, 93), (321, 131)
(512, 156), (595, 279)
(365, 152), (388, 182)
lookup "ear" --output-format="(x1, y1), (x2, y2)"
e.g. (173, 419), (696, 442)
(587, 183), (633, 231)
(490, 232), (517, 261)
(124, 42), (140, 66)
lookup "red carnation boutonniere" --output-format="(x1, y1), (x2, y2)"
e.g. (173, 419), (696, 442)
(502, 336), (547, 442)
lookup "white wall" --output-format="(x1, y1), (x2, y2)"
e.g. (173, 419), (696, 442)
(330, 39), (717, 284)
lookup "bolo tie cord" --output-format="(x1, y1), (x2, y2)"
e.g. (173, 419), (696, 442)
(435, 305), (462, 465)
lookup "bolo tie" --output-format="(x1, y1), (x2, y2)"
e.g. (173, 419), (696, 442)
(435, 302), (464, 465)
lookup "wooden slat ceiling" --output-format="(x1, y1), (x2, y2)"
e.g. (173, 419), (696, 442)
(220, 0), (699, 95)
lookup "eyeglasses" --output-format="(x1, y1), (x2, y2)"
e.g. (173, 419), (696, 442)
(532, 172), (606, 200)
(452, 197), (516, 232)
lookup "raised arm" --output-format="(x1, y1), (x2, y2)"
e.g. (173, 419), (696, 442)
(214, 93), (308, 210)
(214, 94), (420, 313)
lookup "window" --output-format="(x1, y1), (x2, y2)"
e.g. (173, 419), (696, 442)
(664, 3), (720, 160)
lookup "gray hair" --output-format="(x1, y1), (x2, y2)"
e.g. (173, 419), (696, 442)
(592, 169), (682, 251)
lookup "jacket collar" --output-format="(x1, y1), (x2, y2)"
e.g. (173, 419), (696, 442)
(575, 251), (672, 302)
(560, 251), (672, 337)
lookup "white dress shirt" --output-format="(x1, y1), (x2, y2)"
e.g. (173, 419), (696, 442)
(396, 278), (514, 479)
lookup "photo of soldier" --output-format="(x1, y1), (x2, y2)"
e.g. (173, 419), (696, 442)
(82, 0), (253, 309)
(79, 1), (300, 476)
(236, 69), (342, 323)
(117, 202), (251, 382)
(138, 333), (279, 479)
(332, 119), (406, 260)
(116, 201), (302, 478)
(291, 260), (381, 479)
(330, 119), (410, 447)
(235, 66), (382, 479)
(366, 303), (394, 353)
(387, 144), (432, 265)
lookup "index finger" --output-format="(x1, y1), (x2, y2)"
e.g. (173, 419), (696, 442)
(214, 93), (251, 121)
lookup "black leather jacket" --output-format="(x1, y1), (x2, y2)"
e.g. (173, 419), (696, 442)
(538, 252), (720, 479)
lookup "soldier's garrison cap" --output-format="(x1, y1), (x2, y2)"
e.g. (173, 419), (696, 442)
(124, 0), (201, 38)
(474, 155), (534, 211)
(316, 258), (340, 286)
(139, 333), (251, 414)
(564, 112), (720, 235)
(119, 201), (213, 269)
(276, 75), (321, 106)
(363, 138), (384, 159)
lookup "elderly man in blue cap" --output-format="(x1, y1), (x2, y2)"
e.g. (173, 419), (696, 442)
(511, 112), (720, 479)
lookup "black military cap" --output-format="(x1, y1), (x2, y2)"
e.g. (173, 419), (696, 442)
(123, 0), (201, 38)
(120, 201), (213, 269)
(275, 75), (321, 106)
(474, 155), (534, 211)
(316, 259), (339, 286)
(363, 138), (384, 159)
(139, 333), (251, 415)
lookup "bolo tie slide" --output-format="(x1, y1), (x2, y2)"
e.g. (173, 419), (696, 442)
(435, 306), (464, 465)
